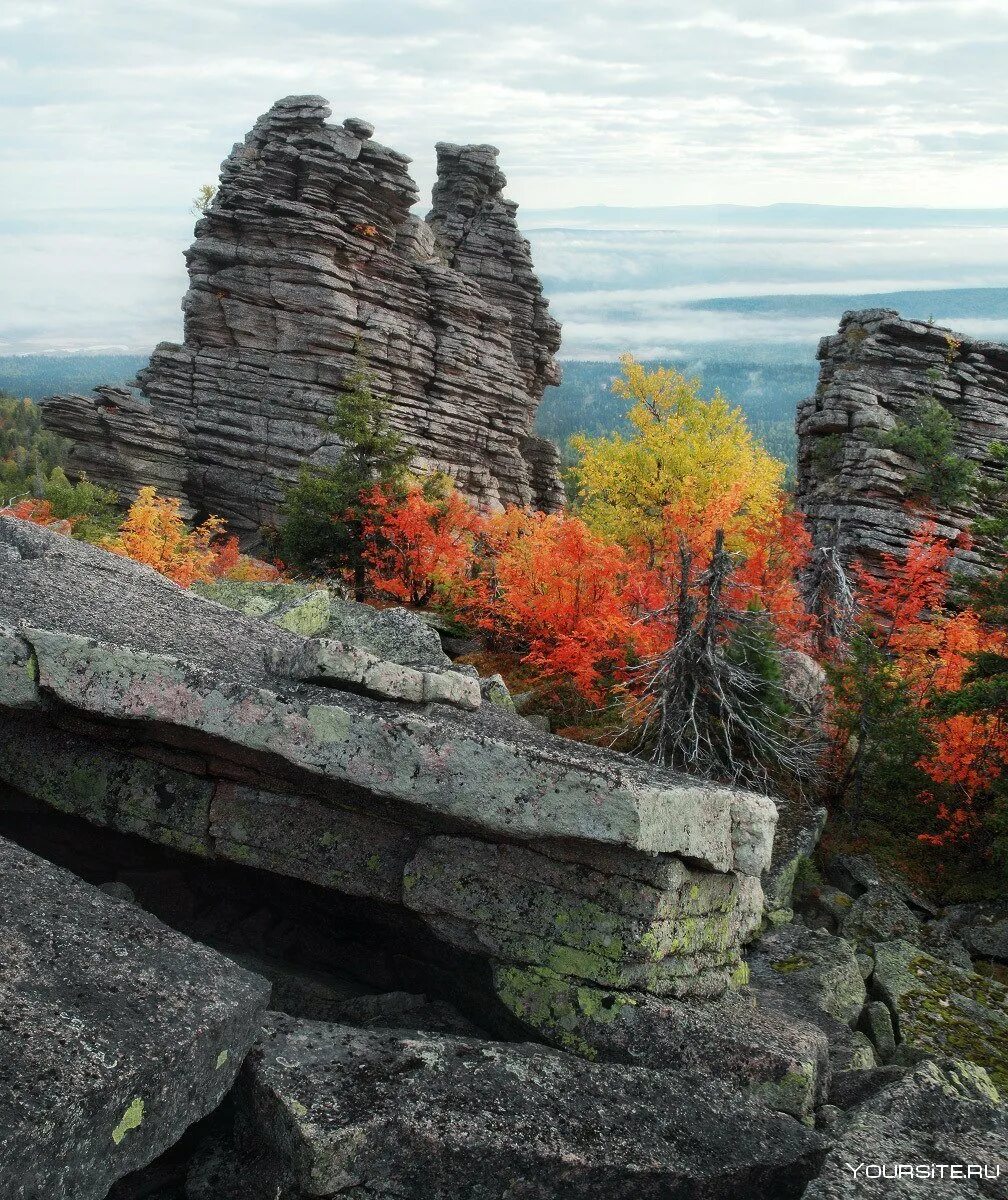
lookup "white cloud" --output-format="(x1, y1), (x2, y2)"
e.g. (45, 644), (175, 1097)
(3, 0), (1008, 351)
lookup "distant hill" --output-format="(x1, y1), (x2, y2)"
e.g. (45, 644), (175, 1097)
(0, 355), (148, 402)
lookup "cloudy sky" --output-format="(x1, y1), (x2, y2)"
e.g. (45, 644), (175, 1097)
(3, 0), (1008, 352)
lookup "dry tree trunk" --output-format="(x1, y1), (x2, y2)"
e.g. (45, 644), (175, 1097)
(634, 530), (822, 793)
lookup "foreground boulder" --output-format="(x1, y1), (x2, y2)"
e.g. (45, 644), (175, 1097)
(0, 836), (269, 1199)
(871, 940), (1008, 1091)
(0, 516), (776, 1055)
(188, 1016), (827, 1200)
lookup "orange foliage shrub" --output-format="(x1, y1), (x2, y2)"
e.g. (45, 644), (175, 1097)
(462, 507), (657, 706)
(850, 519), (1008, 848)
(361, 482), (480, 606)
(102, 487), (279, 588)
(103, 487), (224, 586)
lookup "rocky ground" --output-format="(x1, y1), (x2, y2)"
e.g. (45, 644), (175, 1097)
(1, 518), (1007, 1198)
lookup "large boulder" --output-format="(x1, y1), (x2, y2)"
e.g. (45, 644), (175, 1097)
(0, 516), (777, 1030)
(840, 885), (923, 949)
(189, 1016), (827, 1200)
(0, 836), (270, 1200)
(871, 940), (1008, 1091)
(492, 973), (833, 1122)
(802, 1058), (1008, 1199)
(749, 923), (868, 1028)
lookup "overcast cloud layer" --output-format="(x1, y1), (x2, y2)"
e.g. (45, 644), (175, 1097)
(3, 0), (1008, 352)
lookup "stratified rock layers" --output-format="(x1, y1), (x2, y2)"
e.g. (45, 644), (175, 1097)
(0, 516), (775, 1057)
(43, 95), (563, 529)
(796, 308), (1008, 574)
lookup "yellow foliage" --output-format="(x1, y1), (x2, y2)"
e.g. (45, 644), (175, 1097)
(103, 486), (223, 587)
(570, 354), (786, 561)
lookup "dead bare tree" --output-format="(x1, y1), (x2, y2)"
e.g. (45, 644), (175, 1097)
(802, 520), (858, 657)
(632, 530), (822, 792)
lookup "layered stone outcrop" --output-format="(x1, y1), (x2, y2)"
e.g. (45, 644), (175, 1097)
(42, 95), (564, 530)
(0, 516), (773, 1054)
(795, 309), (1008, 575)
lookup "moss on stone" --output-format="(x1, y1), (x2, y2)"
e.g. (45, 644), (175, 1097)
(770, 957), (812, 974)
(752, 1066), (817, 1125)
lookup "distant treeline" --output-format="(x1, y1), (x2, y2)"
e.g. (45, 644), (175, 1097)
(535, 358), (815, 470)
(0, 355), (148, 402)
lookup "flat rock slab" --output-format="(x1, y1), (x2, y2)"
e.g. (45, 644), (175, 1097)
(0, 836), (270, 1200)
(223, 1016), (826, 1199)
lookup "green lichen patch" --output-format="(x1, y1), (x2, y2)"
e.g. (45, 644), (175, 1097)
(874, 940), (1008, 1090)
(752, 1066), (817, 1126)
(493, 963), (637, 1059)
(770, 957), (812, 974)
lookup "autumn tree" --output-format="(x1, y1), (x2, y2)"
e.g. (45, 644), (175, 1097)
(361, 475), (479, 607)
(570, 355), (785, 563)
(455, 507), (656, 709)
(104, 487), (224, 587)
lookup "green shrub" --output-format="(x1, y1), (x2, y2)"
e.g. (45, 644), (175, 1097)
(878, 399), (975, 506)
(274, 352), (411, 592)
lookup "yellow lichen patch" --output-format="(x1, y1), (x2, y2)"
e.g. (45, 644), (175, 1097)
(112, 1097), (144, 1146)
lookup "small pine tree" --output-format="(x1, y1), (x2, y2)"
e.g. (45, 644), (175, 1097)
(879, 398), (975, 506)
(276, 350), (412, 593)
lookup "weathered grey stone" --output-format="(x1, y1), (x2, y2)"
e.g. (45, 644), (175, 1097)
(480, 672), (515, 711)
(405, 834), (756, 999)
(749, 922), (867, 1027)
(492, 970), (831, 1121)
(763, 804), (827, 924)
(803, 1058), (1008, 1199)
(0, 835), (270, 1200)
(825, 852), (936, 914)
(43, 97), (564, 529)
(945, 902), (1008, 963)
(840, 884), (923, 948)
(861, 999), (898, 1062)
(871, 939), (1008, 1091)
(797, 882), (857, 933)
(0, 621), (41, 710)
(796, 309), (1008, 579)
(225, 1016), (826, 1198)
(0, 516), (777, 1017)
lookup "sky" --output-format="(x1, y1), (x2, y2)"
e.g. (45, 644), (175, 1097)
(2, 0), (1008, 353)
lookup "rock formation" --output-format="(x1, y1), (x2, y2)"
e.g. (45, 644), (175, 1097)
(42, 95), (564, 531)
(0, 835), (268, 1200)
(0, 516), (774, 1035)
(796, 308), (1008, 575)
(3, 518), (1008, 1194)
